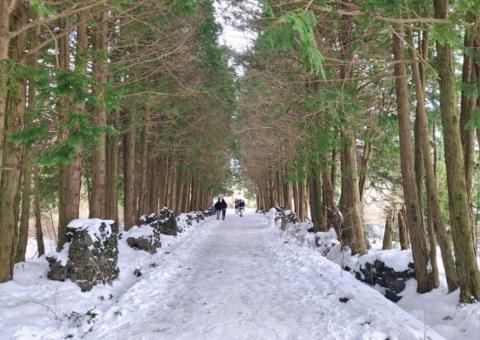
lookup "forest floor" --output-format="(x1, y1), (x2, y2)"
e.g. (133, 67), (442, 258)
(0, 211), (453, 340)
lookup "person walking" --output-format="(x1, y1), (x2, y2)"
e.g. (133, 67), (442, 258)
(234, 199), (239, 214)
(221, 198), (228, 220)
(214, 198), (223, 220)
(238, 199), (245, 217)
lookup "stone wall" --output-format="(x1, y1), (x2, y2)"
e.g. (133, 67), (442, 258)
(275, 208), (415, 302)
(47, 219), (119, 292)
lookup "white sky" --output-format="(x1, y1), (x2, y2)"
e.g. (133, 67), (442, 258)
(213, 0), (258, 54)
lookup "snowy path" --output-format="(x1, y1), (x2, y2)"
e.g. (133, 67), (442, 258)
(86, 212), (444, 340)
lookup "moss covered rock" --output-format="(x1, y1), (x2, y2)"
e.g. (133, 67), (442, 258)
(47, 219), (119, 292)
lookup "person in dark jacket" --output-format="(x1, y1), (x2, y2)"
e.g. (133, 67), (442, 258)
(220, 199), (228, 220)
(234, 199), (239, 214)
(238, 199), (245, 217)
(214, 199), (223, 220)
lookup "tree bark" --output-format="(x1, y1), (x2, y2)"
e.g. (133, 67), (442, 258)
(382, 211), (394, 250)
(0, 1), (27, 282)
(15, 14), (41, 263)
(123, 108), (136, 230)
(15, 142), (31, 263)
(460, 13), (476, 196)
(57, 13), (85, 249)
(393, 29), (433, 293)
(321, 153), (341, 235)
(407, 29), (457, 291)
(330, 146), (337, 188)
(460, 14), (477, 248)
(298, 177), (304, 221)
(340, 130), (367, 255)
(433, 0), (480, 302)
(90, 6), (109, 218)
(148, 158), (159, 214)
(398, 207), (409, 250)
(105, 109), (119, 221)
(284, 181), (293, 210)
(293, 180), (299, 215)
(33, 165), (44, 257)
(337, 4), (367, 255)
(358, 140), (372, 202)
(310, 164), (325, 231)
(0, 0), (13, 183)
(137, 119), (149, 215)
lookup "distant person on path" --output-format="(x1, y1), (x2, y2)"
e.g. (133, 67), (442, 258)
(214, 199), (223, 220)
(238, 199), (245, 217)
(234, 199), (239, 214)
(221, 199), (228, 220)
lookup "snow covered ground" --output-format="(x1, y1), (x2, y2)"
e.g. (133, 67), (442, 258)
(274, 212), (480, 340)
(0, 211), (452, 339)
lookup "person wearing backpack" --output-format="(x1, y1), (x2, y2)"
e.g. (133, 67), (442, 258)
(238, 199), (245, 217)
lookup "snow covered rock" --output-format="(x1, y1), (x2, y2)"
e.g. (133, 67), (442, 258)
(179, 212), (205, 227)
(355, 252), (415, 302)
(46, 254), (68, 281)
(204, 207), (215, 217)
(157, 208), (178, 235)
(278, 214), (417, 302)
(126, 225), (161, 254)
(46, 219), (119, 292)
(139, 208), (178, 236)
(274, 207), (298, 230)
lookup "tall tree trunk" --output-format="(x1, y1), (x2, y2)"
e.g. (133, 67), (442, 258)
(393, 29), (433, 293)
(0, 0), (13, 182)
(175, 169), (183, 213)
(268, 168), (277, 207)
(182, 173), (191, 213)
(34, 165), (44, 257)
(321, 153), (341, 236)
(398, 207), (409, 250)
(310, 164), (325, 231)
(460, 14), (477, 247)
(382, 211), (394, 250)
(90, 6), (109, 218)
(0, 2), (27, 282)
(148, 158), (159, 214)
(277, 172), (283, 208)
(407, 29), (457, 291)
(123, 108), (136, 230)
(58, 14), (85, 249)
(169, 160), (177, 209)
(337, 5), (367, 255)
(330, 146), (337, 187)
(13, 165), (23, 259)
(293, 180), (299, 215)
(137, 120), (148, 215)
(15, 17), (37, 263)
(358, 139), (372, 202)
(164, 157), (170, 208)
(340, 130), (367, 254)
(298, 176), (307, 221)
(160, 154), (168, 208)
(195, 177), (202, 210)
(105, 109), (120, 221)
(157, 157), (166, 209)
(15, 142), (31, 263)
(190, 175), (197, 211)
(284, 181), (293, 210)
(433, 0), (480, 302)
(410, 30), (440, 289)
